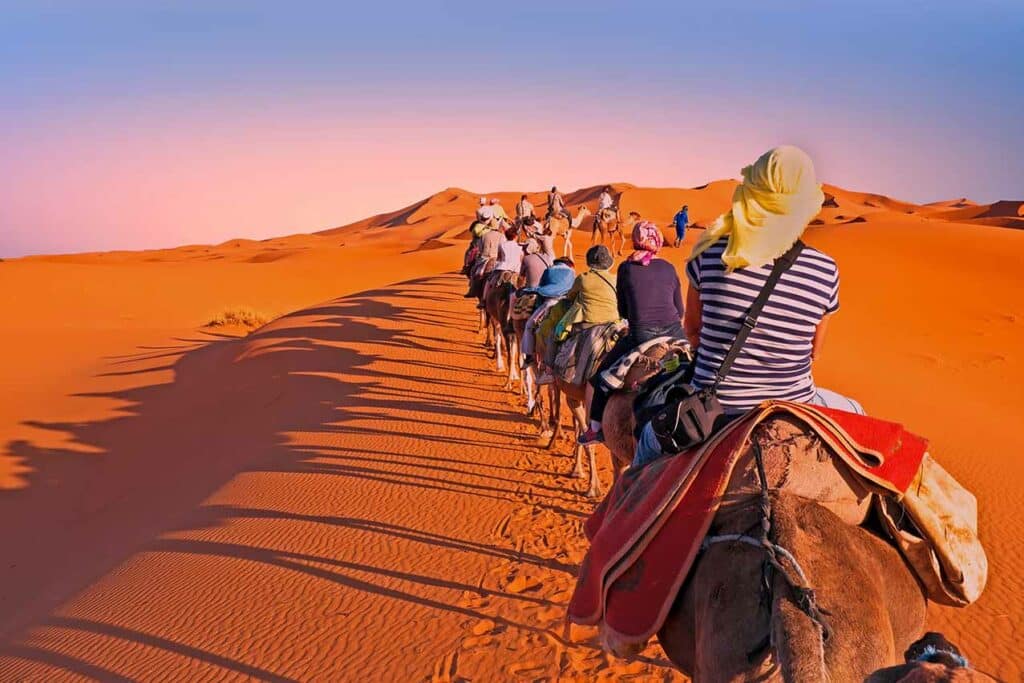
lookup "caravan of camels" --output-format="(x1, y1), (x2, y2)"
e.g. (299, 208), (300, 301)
(461, 148), (993, 681)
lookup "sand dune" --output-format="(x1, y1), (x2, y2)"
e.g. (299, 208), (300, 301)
(1, 180), (1022, 679)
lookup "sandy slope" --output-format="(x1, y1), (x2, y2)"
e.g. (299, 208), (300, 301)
(0, 181), (1022, 680)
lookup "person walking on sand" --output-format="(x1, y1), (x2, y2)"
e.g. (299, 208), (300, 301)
(631, 145), (864, 467)
(672, 204), (689, 247)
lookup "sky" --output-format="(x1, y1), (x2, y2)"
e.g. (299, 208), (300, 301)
(2, 0), (1022, 257)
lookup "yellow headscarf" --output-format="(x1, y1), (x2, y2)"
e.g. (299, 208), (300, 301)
(689, 145), (824, 271)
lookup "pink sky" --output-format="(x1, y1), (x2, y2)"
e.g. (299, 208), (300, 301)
(2, 89), (989, 257)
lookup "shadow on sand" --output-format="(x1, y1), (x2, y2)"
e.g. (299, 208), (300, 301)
(0, 273), (597, 678)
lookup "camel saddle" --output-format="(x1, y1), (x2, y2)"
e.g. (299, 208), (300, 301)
(568, 401), (987, 646)
(554, 321), (626, 387)
(511, 291), (539, 321)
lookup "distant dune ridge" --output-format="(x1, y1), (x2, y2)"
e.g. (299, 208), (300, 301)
(0, 177), (1022, 680)
(318, 181), (1024, 254)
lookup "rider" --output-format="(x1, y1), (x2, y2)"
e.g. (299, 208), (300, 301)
(490, 197), (509, 224)
(547, 186), (570, 220)
(521, 258), (576, 367)
(564, 245), (619, 327)
(482, 225), (523, 304)
(632, 145), (863, 465)
(476, 197), (494, 223)
(464, 219), (504, 299)
(515, 194), (535, 223)
(598, 186), (615, 213)
(579, 221), (683, 445)
(521, 237), (554, 289)
(672, 204), (689, 247)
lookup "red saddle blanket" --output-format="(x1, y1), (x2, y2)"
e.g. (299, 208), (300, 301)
(567, 400), (928, 645)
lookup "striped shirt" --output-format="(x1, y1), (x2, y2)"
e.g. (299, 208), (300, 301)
(686, 238), (839, 413)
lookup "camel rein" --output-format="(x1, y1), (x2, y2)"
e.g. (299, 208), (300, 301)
(700, 439), (832, 656)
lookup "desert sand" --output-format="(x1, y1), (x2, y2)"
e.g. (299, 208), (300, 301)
(0, 183), (1021, 681)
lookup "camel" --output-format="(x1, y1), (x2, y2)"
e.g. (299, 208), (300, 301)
(482, 273), (520, 389)
(592, 208), (631, 256)
(540, 339), (687, 499)
(599, 404), (932, 680)
(546, 206), (592, 259)
(656, 488), (927, 681)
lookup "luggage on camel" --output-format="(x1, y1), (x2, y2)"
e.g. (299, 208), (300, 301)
(534, 299), (571, 370)
(511, 291), (539, 321)
(554, 321), (627, 387)
(597, 336), (691, 394)
(876, 452), (987, 606)
(647, 241), (805, 454)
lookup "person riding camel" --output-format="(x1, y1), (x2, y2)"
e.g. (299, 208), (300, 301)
(537, 226), (557, 260)
(547, 186), (570, 220)
(515, 194), (535, 223)
(463, 218), (504, 298)
(672, 204), (689, 248)
(476, 196), (493, 223)
(520, 237), (554, 289)
(631, 145), (863, 466)
(598, 186), (615, 213)
(481, 225), (523, 307)
(563, 245), (619, 329)
(521, 259), (576, 368)
(579, 221), (683, 446)
(490, 197), (508, 224)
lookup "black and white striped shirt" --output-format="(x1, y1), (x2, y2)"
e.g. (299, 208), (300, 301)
(686, 238), (839, 413)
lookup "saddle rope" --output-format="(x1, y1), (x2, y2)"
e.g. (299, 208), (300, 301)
(700, 438), (832, 652)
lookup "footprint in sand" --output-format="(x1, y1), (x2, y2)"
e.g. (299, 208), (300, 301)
(505, 572), (543, 594)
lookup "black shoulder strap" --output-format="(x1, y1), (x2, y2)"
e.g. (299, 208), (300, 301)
(708, 240), (805, 391)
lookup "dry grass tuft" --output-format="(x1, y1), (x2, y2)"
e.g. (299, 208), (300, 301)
(204, 307), (270, 331)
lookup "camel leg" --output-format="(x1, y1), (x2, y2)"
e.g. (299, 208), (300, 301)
(493, 323), (505, 372)
(584, 444), (600, 499)
(564, 231), (573, 259)
(509, 333), (521, 385)
(545, 384), (561, 449)
(502, 332), (517, 389)
(524, 364), (536, 414)
(478, 307), (486, 333)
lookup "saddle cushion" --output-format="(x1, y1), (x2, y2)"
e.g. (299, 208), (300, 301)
(568, 401), (934, 646)
(511, 292), (539, 321)
(554, 322), (626, 387)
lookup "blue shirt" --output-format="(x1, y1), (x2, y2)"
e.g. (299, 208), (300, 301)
(673, 209), (689, 230)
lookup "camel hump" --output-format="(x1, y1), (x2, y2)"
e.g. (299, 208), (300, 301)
(724, 415), (873, 526)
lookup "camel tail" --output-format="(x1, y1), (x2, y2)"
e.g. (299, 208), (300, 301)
(771, 590), (830, 683)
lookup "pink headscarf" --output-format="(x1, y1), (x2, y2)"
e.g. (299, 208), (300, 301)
(628, 220), (664, 265)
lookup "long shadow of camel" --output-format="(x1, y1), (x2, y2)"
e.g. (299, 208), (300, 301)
(0, 273), (591, 678)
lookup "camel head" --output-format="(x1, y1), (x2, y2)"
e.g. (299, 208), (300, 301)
(572, 205), (592, 228)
